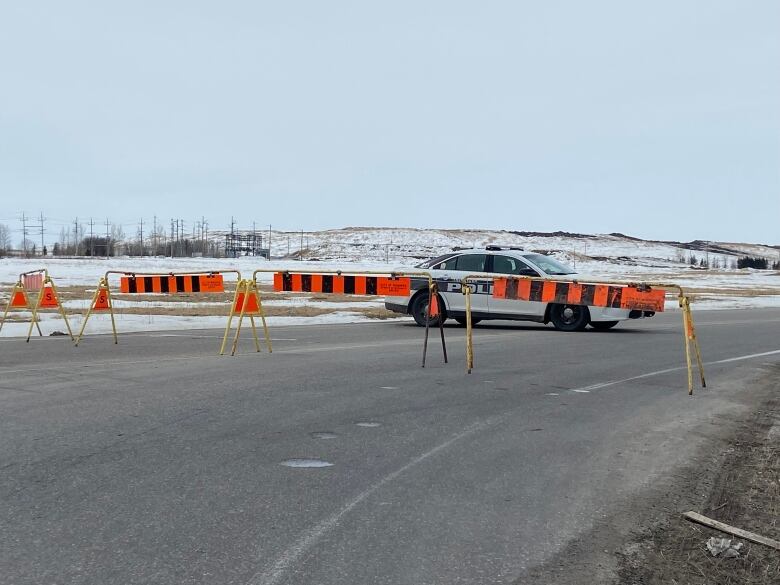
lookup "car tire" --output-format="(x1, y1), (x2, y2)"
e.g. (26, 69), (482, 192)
(590, 320), (619, 330)
(549, 303), (589, 331)
(411, 293), (447, 327)
(454, 317), (481, 326)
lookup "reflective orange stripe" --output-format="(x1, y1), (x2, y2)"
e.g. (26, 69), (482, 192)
(567, 283), (583, 304)
(541, 281), (557, 302)
(593, 285), (609, 307)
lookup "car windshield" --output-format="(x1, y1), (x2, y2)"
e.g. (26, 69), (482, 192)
(522, 254), (577, 275)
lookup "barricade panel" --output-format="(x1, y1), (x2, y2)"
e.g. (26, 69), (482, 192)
(119, 274), (225, 295)
(492, 278), (665, 313)
(272, 273), (411, 297)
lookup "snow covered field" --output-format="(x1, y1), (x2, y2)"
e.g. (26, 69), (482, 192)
(1, 229), (778, 338)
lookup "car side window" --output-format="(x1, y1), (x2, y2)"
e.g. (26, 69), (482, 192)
(492, 255), (539, 277)
(454, 254), (487, 272)
(434, 256), (459, 270)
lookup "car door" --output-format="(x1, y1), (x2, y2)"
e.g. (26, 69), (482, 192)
(487, 254), (546, 317)
(431, 253), (490, 314)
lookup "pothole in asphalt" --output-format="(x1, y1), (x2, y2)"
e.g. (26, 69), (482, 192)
(280, 459), (334, 468)
(310, 431), (338, 440)
(355, 422), (382, 428)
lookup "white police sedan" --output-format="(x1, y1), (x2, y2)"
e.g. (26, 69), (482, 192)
(385, 247), (653, 331)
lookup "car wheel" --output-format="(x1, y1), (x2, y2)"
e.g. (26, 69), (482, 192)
(590, 320), (619, 330)
(549, 303), (589, 331)
(410, 293), (447, 327)
(454, 317), (481, 326)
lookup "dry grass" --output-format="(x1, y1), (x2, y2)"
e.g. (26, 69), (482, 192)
(620, 396), (780, 585)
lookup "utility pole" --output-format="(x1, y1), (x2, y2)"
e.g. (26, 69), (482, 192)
(74, 217), (80, 256)
(89, 218), (95, 256)
(104, 218), (110, 258)
(268, 224), (272, 259)
(152, 215), (157, 255)
(300, 229), (303, 261)
(21, 213), (28, 257)
(170, 219), (175, 258)
(139, 217), (144, 256)
(38, 212), (45, 255)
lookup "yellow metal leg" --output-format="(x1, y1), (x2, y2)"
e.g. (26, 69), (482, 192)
(249, 316), (261, 352)
(49, 281), (73, 340)
(256, 290), (272, 353)
(75, 286), (100, 346)
(465, 286), (473, 374)
(26, 287), (45, 342)
(231, 281), (250, 356)
(220, 281), (242, 355)
(680, 296), (706, 391)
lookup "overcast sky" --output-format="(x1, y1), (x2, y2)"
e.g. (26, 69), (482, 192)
(1, 1), (778, 244)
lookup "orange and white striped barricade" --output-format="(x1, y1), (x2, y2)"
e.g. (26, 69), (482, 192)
(242, 269), (447, 366)
(24, 270), (73, 341)
(461, 274), (705, 394)
(75, 270), (241, 350)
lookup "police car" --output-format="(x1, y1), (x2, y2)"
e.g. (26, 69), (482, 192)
(385, 246), (654, 331)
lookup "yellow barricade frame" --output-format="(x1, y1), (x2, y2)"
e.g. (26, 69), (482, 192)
(220, 278), (273, 356)
(460, 273), (706, 395)
(235, 269), (448, 367)
(75, 270), (243, 349)
(0, 270), (43, 337)
(0, 269), (73, 341)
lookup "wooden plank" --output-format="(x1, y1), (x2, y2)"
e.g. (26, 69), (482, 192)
(683, 511), (780, 550)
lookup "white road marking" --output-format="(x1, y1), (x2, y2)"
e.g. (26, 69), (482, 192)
(569, 349), (780, 393)
(245, 414), (508, 585)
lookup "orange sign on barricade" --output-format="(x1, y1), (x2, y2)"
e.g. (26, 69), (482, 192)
(0, 280), (43, 337)
(11, 289), (30, 308)
(25, 272), (73, 342)
(75, 277), (117, 345)
(221, 279), (272, 356)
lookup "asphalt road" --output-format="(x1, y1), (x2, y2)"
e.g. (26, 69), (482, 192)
(2, 309), (780, 585)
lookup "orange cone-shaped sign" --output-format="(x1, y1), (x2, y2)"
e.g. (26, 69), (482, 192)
(92, 290), (111, 311)
(234, 291), (260, 314)
(429, 294), (439, 317)
(39, 286), (59, 308)
(11, 289), (29, 308)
